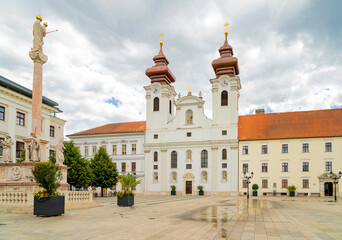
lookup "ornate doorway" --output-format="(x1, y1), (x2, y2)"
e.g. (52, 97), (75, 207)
(324, 182), (333, 196)
(186, 181), (192, 194)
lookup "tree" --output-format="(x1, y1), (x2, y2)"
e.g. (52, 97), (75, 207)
(63, 141), (93, 189)
(90, 147), (118, 197)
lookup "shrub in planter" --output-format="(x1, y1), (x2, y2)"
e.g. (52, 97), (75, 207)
(170, 185), (176, 195)
(287, 185), (297, 197)
(116, 173), (141, 207)
(197, 185), (204, 195)
(252, 184), (259, 197)
(28, 161), (64, 217)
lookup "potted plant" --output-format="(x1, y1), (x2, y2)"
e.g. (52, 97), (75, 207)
(28, 161), (64, 217)
(197, 185), (204, 195)
(287, 185), (296, 197)
(252, 184), (259, 196)
(116, 173), (141, 207)
(170, 185), (176, 195)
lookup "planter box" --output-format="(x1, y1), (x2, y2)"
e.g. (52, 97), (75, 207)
(199, 190), (204, 196)
(171, 191), (176, 195)
(253, 191), (258, 196)
(289, 192), (295, 197)
(34, 196), (65, 217)
(117, 194), (134, 207)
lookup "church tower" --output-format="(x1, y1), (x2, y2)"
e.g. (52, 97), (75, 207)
(210, 23), (241, 139)
(144, 34), (176, 141)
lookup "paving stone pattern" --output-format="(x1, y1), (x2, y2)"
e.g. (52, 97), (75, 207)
(0, 196), (341, 240)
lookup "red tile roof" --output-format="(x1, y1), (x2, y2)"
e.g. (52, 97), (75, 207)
(67, 121), (146, 137)
(239, 108), (342, 141)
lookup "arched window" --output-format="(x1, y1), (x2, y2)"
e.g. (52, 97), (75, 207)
(201, 171), (208, 182)
(222, 149), (227, 160)
(186, 150), (192, 161)
(154, 151), (158, 162)
(201, 150), (208, 168)
(171, 151), (177, 168)
(185, 109), (193, 125)
(153, 172), (158, 182)
(222, 171), (227, 182)
(169, 100), (172, 114)
(153, 97), (159, 111)
(221, 91), (228, 106)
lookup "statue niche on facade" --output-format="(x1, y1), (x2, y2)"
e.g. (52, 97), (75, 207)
(0, 134), (14, 163)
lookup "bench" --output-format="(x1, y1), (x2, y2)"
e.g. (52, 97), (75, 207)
(263, 192), (273, 196)
(310, 193), (320, 197)
(297, 192), (308, 197)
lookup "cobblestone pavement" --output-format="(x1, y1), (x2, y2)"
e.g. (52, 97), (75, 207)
(0, 196), (341, 240)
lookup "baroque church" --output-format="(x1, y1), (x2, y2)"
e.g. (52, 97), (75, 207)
(68, 28), (342, 197)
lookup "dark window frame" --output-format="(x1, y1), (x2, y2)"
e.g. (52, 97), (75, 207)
(153, 97), (159, 111)
(221, 90), (228, 106)
(171, 151), (177, 168)
(16, 111), (25, 126)
(201, 150), (208, 168)
(222, 149), (227, 160)
(50, 125), (55, 137)
(282, 144), (288, 153)
(0, 106), (5, 121)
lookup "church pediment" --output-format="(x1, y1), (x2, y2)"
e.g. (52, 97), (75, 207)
(176, 95), (205, 107)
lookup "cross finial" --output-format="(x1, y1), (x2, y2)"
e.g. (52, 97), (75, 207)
(159, 32), (164, 46)
(224, 22), (229, 36)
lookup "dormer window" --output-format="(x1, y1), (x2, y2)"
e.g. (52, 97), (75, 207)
(221, 91), (228, 106)
(153, 97), (159, 111)
(186, 109), (193, 125)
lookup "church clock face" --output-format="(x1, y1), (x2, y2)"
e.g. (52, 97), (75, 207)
(221, 79), (228, 87)
(153, 86), (159, 94)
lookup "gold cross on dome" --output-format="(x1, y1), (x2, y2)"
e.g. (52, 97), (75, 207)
(160, 33), (163, 41)
(224, 22), (229, 30)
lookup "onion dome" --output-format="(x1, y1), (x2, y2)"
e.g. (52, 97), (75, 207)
(212, 22), (239, 78)
(145, 33), (176, 85)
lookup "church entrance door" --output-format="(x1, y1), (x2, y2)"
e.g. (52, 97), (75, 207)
(324, 182), (333, 196)
(186, 181), (192, 194)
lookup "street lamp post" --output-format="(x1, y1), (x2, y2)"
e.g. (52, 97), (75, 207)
(244, 171), (254, 200)
(327, 171), (342, 202)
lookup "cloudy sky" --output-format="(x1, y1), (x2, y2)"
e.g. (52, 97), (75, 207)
(1, 0), (341, 135)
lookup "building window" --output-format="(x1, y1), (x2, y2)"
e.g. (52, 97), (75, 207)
(282, 162), (288, 172)
(302, 179), (309, 188)
(302, 143), (309, 152)
(325, 142), (332, 152)
(121, 162), (126, 173)
(242, 146), (248, 155)
(132, 162), (136, 173)
(16, 141), (24, 159)
(122, 144), (126, 155)
(186, 164), (192, 169)
(153, 165), (158, 170)
(112, 145), (117, 155)
(281, 179), (288, 189)
(222, 130), (227, 135)
(132, 144), (136, 155)
(325, 161), (332, 172)
(302, 162), (309, 172)
(282, 144), (288, 153)
(154, 134), (158, 139)
(242, 163), (248, 173)
(186, 109), (193, 124)
(261, 145), (268, 154)
(16, 111), (25, 126)
(262, 179), (268, 188)
(222, 163), (227, 168)
(169, 100), (172, 114)
(222, 149), (227, 160)
(84, 146), (89, 156)
(242, 180), (248, 188)
(0, 106), (5, 121)
(49, 126), (55, 137)
(153, 97), (159, 111)
(262, 163), (268, 172)
(154, 151), (158, 162)
(49, 150), (55, 158)
(187, 132), (191, 137)
(221, 90), (228, 106)
(171, 151), (177, 168)
(201, 150), (208, 168)
(92, 146), (97, 155)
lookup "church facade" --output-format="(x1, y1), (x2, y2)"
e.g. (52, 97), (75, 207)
(68, 30), (342, 197)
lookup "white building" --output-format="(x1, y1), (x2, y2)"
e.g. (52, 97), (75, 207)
(0, 75), (65, 162)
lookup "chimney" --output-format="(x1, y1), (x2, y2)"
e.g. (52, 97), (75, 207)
(255, 109), (265, 114)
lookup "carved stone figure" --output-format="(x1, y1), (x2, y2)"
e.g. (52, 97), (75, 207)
(186, 110), (193, 125)
(31, 15), (46, 54)
(56, 139), (65, 165)
(1, 134), (14, 163)
(27, 133), (41, 162)
(222, 171), (227, 181)
(10, 166), (22, 181)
